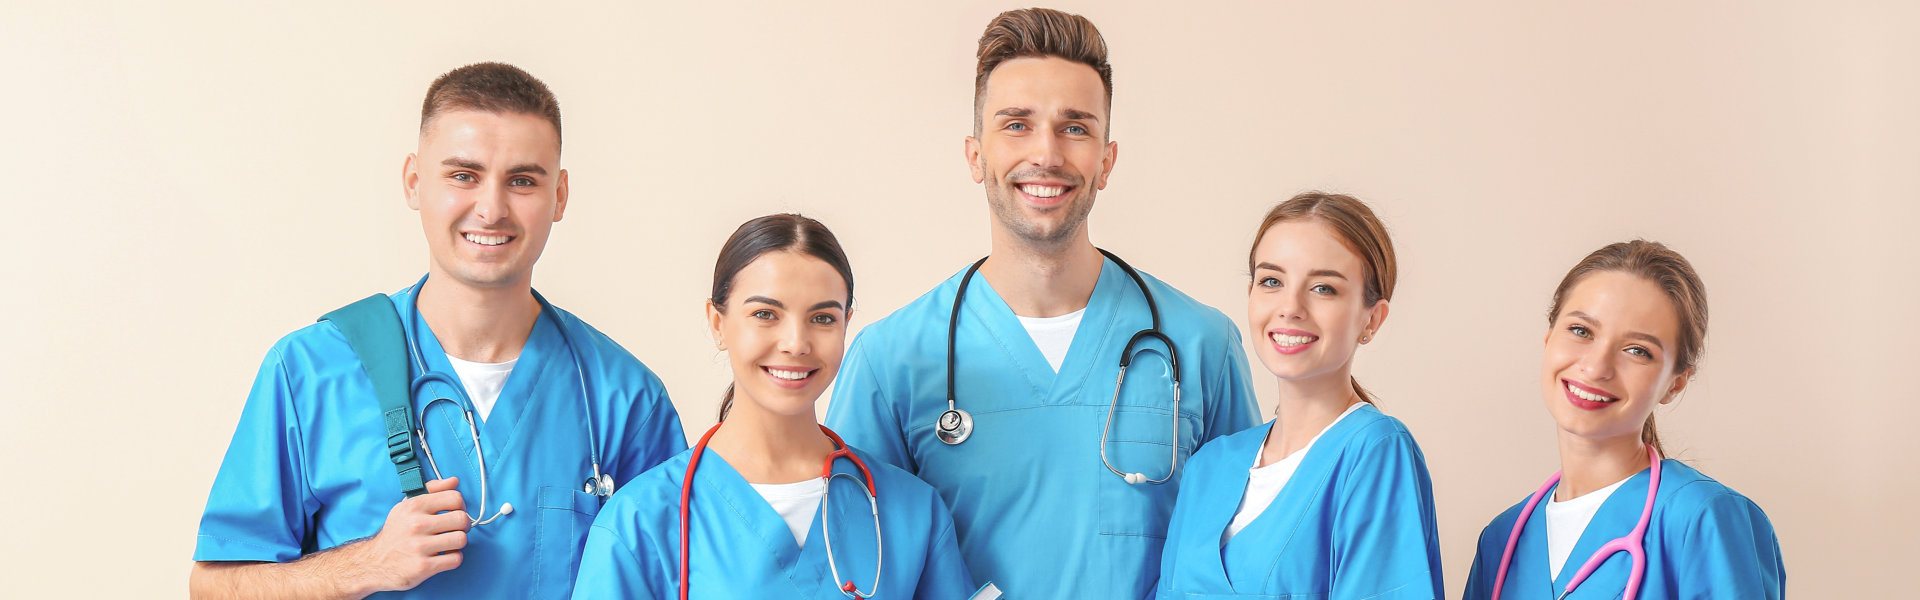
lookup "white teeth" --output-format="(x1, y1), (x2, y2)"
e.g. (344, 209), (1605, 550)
(1567, 382), (1618, 403)
(767, 368), (810, 381)
(465, 233), (509, 246)
(1019, 184), (1066, 198)
(1269, 333), (1317, 347)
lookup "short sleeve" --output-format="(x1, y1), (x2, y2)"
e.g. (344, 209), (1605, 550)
(1330, 431), (1445, 600)
(193, 344), (317, 562)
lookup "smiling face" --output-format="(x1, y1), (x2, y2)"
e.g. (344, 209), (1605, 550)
(966, 56), (1117, 248)
(403, 109), (568, 291)
(1246, 219), (1387, 384)
(707, 251), (851, 418)
(1540, 270), (1691, 446)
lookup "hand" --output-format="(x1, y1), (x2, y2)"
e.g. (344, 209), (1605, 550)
(349, 477), (471, 594)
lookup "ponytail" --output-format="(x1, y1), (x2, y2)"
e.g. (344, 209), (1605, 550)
(1349, 376), (1377, 405)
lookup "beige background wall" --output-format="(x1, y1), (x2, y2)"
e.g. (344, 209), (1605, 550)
(3, 1), (1913, 596)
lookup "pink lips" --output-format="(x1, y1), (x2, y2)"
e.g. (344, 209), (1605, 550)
(1268, 328), (1319, 355)
(1562, 378), (1619, 411)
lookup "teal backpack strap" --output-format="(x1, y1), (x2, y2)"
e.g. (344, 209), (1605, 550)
(320, 294), (428, 498)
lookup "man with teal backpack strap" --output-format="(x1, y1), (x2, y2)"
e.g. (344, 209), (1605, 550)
(190, 62), (687, 599)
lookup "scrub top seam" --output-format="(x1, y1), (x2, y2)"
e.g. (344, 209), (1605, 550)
(274, 342), (322, 517)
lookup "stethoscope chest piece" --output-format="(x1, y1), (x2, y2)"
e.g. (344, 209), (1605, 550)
(935, 408), (973, 445)
(584, 472), (615, 497)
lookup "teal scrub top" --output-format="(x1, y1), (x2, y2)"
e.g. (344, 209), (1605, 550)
(1462, 459), (1786, 599)
(824, 258), (1261, 599)
(571, 444), (977, 599)
(1155, 404), (1445, 599)
(194, 282), (687, 598)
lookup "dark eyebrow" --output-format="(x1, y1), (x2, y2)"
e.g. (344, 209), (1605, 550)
(743, 296), (782, 308)
(1254, 262), (1283, 273)
(1062, 108), (1101, 122)
(994, 107), (1032, 119)
(809, 300), (845, 311)
(1308, 269), (1348, 280)
(441, 157), (486, 171)
(506, 163), (548, 176)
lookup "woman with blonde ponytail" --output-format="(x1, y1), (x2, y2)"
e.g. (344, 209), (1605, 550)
(1461, 240), (1784, 599)
(1155, 193), (1443, 599)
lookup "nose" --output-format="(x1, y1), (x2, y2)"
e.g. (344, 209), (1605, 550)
(1273, 288), (1307, 321)
(777, 321), (811, 357)
(1576, 344), (1616, 381)
(1027, 130), (1065, 169)
(473, 181), (510, 225)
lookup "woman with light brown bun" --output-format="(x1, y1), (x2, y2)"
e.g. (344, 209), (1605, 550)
(1155, 193), (1444, 599)
(1462, 240), (1785, 599)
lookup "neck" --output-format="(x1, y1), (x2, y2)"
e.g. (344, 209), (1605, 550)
(416, 271), (541, 363)
(708, 399), (836, 485)
(1555, 433), (1651, 501)
(1262, 369), (1361, 467)
(981, 232), (1103, 318)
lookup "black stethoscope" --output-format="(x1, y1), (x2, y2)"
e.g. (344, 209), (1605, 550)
(936, 249), (1184, 485)
(403, 275), (615, 527)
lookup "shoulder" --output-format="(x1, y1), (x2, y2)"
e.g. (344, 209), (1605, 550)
(544, 303), (662, 381)
(603, 449), (697, 518)
(1339, 405), (1424, 452)
(1654, 460), (1774, 530)
(1130, 267), (1242, 346)
(847, 266), (973, 352)
(1188, 421), (1267, 472)
(1475, 494), (1531, 549)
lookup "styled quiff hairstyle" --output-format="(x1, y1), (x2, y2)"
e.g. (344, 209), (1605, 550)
(419, 62), (564, 148)
(1547, 240), (1708, 457)
(972, 8), (1114, 136)
(1248, 192), (1398, 404)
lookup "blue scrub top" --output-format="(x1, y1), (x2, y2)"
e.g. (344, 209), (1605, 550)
(1461, 459), (1786, 599)
(194, 283), (687, 598)
(824, 258), (1261, 600)
(571, 444), (977, 599)
(1156, 403), (1444, 599)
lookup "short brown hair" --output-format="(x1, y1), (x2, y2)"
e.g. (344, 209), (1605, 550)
(1249, 192), (1398, 403)
(973, 8), (1113, 135)
(1547, 240), (1708, 456)
(419, 62), (563, 147)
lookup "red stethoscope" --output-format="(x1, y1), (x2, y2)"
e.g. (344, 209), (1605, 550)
(680, 422), (883, 600)
(1491, 444), (1661, 600)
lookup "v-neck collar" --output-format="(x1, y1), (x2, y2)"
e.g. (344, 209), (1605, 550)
(403, 284), (564, 468)
(959, 257), (1127, 405)
(691, 446), (881, 598)
(1202, 405), (1381, 591)
(1541, 466), (1653, 598)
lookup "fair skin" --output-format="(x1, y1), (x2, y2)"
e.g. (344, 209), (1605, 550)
(189, 109), (568, 599)
(705, 251), (852, 484)
(1540, 271), (1690, 500)
(964, 56), (1118, 317)
(1246, 220), (1388, 465)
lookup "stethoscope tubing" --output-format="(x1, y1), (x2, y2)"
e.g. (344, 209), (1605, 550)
(680, 422), (882, 600)
(1491, 444), (1661, 600)
(400, 275), (612, 527)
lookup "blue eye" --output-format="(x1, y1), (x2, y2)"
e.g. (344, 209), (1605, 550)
(1569, 324), (1591, 338)
(453, 173), (475, 183)
(1006, 122), (1027, 131)
(1064, 125), (1088, 135)
(510, 176), (535, 187)
(1310, 283), (1335, 295)
(1626, 346), (1651, 359)
(1256, 276), (1280, 289)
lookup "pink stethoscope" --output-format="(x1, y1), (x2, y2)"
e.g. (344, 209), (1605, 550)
(1491, 444), (1661, 600)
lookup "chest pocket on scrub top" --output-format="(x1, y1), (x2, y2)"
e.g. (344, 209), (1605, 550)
(532, 485), (603, 598)
(1097, 345), (1201, 538)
